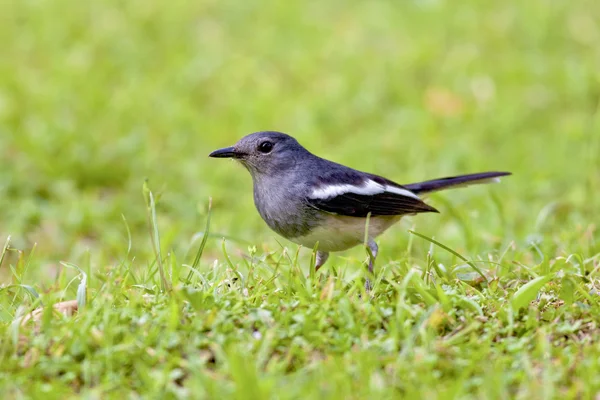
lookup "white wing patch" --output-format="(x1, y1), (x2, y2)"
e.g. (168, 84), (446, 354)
(310, 180), (384, 199)
(384, 185), (421, 199)
(310, 179), (420, 200)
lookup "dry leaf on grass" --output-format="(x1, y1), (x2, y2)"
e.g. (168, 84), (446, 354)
(17, 300), (80, 359)
(20, 299), (79, 326)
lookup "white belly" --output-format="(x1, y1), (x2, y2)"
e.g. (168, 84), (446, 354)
(290, 215), (402, 252)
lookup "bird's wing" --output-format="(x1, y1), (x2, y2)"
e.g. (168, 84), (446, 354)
(305, 172), (438, 217)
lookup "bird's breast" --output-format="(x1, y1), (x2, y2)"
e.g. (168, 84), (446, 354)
(289, 214), (402, 252)
(252, 180), (318, 239)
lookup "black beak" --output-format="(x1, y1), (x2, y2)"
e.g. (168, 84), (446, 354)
(209, 146), (238, 158)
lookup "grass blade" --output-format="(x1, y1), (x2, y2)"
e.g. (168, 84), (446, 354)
(187, 198), (212, 282)
(60, 262), (88, 309)
(511, 275), (553, 311)
(409, 230), (488, 283)
(0, 235), (10, 270)
(143, 181), (170, 292)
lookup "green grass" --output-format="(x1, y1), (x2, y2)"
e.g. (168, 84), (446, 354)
(1, 0), (599, 398)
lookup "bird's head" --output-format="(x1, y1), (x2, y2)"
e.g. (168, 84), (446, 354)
(209, 131), (310, 176)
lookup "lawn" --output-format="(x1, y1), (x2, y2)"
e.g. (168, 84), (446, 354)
(1, 0), (599, 398)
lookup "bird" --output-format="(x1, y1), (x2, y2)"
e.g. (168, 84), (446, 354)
(209, 131), (510, 284)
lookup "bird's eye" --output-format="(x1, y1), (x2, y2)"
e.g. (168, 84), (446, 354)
(258, 141), (274, 153)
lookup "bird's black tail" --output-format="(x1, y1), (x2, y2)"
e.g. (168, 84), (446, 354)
(403, 171), (511, 195)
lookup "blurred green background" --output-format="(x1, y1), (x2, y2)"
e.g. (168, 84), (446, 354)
(0, 0), (598, 279)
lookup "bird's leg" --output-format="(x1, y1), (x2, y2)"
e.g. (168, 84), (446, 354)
(365, 239), (378, 290)
(367, 239), (378, 274)
(315, 251), (329, 271)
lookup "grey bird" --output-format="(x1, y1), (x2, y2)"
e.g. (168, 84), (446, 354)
(209, 131), (510, 281)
